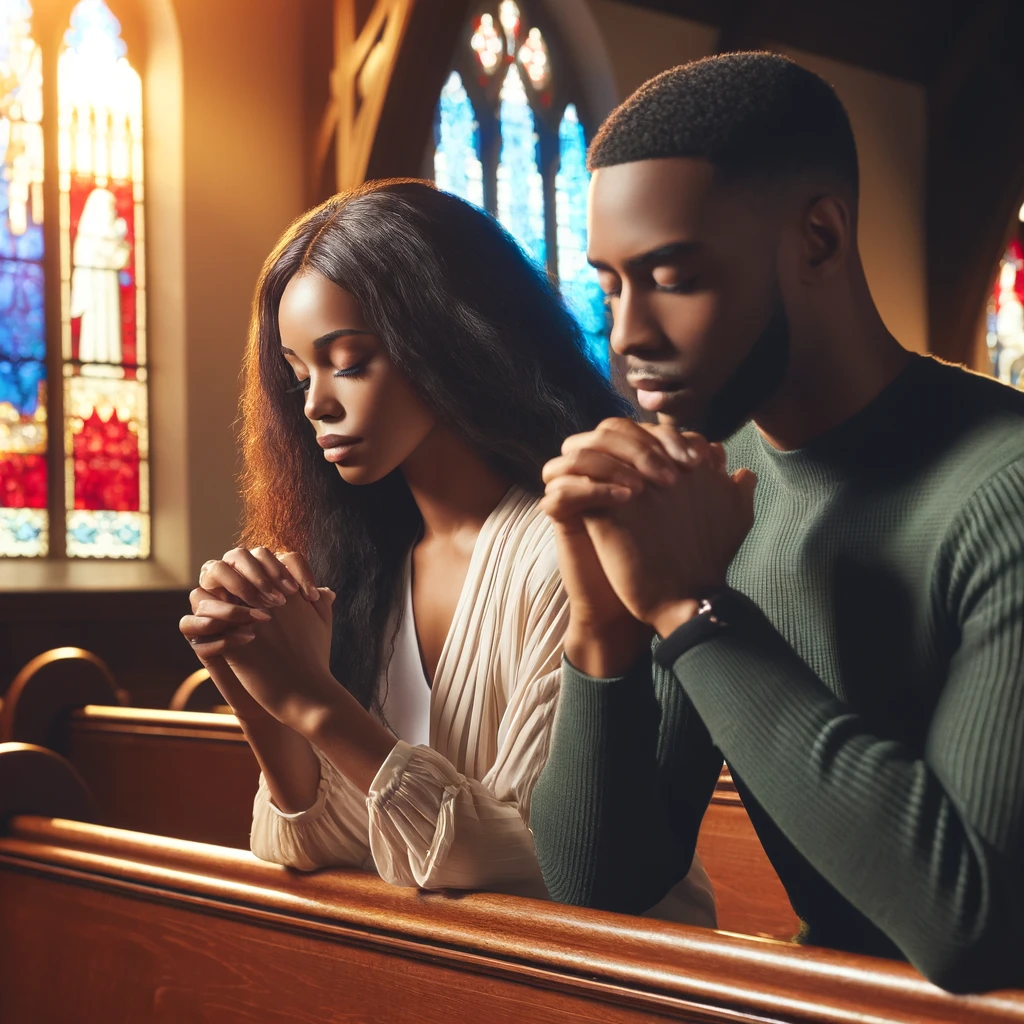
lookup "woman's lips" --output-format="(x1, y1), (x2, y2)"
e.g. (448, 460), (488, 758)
(317, 434), (362, 463)
(323, 443), (359, 463)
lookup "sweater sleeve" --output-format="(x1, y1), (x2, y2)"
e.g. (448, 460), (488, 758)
(531, 650), (722, 914)
(364, 552), (567, 896)
(667, 461), (1024, 993)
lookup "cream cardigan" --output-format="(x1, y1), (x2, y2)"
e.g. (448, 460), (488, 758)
(250, 486), (717, 923)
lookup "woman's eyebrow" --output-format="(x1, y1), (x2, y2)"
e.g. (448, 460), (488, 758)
(313, 328), (374, 351)
(280, 328), (374, 355)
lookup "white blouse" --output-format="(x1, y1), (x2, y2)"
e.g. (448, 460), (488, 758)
(250, 486), (717, 924)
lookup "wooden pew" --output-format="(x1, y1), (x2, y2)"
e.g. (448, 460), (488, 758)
(2, 649), (800, 939)
(1, 747), (1022, 1024)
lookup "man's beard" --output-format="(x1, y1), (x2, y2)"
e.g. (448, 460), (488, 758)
(696, 294), (791, 442)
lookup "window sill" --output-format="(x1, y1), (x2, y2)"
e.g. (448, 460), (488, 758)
(0, 559), (190, 593)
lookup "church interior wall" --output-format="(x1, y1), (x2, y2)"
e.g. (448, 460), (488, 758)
(174, 0), (310, 579)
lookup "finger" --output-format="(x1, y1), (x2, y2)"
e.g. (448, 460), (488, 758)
(540, 476), (633, 522)
(190, 585), (248, 614)
(186, 629), (257, 659)
(181, 612), (264, 640)
(275, 551), (320, 601)
(313, 586), (336, 627)
(709, 443), (728, 474)
(733, 467), (758, 500)
(222, 547), (289, 606)
(180, 615), (257, 654)
(562, 419), (679, 484)
(542, 450), (653, 490)
(249, 546), (301, 596)
(194, 597), (273, 625)
(199, 558), (277, 609)
(641, 425), (713, 469)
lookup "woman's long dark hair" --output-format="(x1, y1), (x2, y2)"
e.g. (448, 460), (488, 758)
(240, 179), (631, 711)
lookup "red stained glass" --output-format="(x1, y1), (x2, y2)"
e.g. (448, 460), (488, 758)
(0, 453), (47, 509)
(72, 407), (139, 511)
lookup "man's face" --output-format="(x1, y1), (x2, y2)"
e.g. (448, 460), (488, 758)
(588, 157), (788, 437)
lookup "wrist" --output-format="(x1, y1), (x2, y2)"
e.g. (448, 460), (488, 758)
(650, 598), (705, 639)
(565, 615), (653, 678)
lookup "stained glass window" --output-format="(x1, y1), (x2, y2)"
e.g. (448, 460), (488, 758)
(434, 72), (484, 210)
(496, 64), (545, 266)
(0, 0), (47, 556)
(556, 104), (606, 373)
(986, 237), (1024, 388)
(58, 0), (149, 558)
(430, 1), (610, 374)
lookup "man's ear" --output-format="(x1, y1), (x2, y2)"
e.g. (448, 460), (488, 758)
(799, 194), (853, 281)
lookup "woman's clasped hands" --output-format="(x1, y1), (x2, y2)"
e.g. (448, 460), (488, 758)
(179, 547), (340, 733)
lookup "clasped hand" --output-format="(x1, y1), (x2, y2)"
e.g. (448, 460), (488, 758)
(178, 546), (339, 732)
(540, 419), (757, 653)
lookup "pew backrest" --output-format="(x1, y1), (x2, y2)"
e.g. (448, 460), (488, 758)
(1, 804), (1021, 1024)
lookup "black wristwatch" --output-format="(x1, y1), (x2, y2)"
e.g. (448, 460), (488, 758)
(653, 587), (745, 668)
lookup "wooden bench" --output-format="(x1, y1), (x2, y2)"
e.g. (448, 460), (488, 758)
(1, 745), (1021, 1024)
(2, 648), (799, 939)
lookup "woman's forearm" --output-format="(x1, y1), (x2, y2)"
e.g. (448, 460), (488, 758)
(240, 714), (322, 813)
(204, 657), (321, 812)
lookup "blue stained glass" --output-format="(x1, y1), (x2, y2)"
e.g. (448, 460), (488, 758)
(496, 65), (545, 266)
(1, 0), (45, 260)
(0, 179), (43, 260)
(556, 104), (608, 374)
(434, 72), (484, 209)
(0, 257), (45, 415)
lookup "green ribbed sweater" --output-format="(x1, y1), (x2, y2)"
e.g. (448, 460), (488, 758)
(531, 355), (1024, 994)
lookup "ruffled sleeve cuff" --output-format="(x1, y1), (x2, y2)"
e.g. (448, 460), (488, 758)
(250, 745), (374, 872)
(367, 741), (466, 887)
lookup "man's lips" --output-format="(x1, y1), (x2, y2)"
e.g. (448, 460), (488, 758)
(628, 377), (688, 413)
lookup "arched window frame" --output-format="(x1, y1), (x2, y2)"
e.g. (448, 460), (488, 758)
(429, 1), (610, 372)
(0, 0), (151, 561)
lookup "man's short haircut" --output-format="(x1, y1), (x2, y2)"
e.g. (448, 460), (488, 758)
(588, 52), (859, 194)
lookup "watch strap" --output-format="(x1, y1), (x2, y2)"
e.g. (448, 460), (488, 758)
(653, 587), (750, 668)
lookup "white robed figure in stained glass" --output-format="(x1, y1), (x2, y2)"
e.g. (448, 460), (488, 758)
(70, 185), (129, 364)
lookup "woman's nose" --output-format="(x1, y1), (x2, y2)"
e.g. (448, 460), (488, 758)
(304, 372), (344, 422)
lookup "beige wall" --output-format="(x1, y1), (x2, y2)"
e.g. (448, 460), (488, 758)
(773, 46), (929, 355)
(583, 2), (930, 356)
(585, 0), (716, 99)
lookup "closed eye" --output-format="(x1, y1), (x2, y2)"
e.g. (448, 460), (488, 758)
(285, 363), (367, 394)
(656, 277), (699, 294)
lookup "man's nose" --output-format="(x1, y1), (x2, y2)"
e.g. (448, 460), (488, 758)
(609, 285), (665, 358)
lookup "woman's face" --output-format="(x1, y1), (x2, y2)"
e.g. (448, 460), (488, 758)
(278, 271), (437, 485)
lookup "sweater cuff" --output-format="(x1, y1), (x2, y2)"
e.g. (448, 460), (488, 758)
(653, 588), (765, 668)
(561, 650), (652, 692)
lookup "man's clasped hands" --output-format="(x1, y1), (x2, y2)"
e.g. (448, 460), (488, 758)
(180, 419), (757, 725)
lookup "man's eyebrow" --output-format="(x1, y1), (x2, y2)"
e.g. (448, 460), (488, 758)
(588, 241), (702, 272)
(280, 328), (374, 356)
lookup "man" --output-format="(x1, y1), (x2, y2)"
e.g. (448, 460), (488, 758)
(530, 52), (1024, 994)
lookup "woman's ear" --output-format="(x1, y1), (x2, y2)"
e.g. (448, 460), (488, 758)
(799, 194), (853, 281)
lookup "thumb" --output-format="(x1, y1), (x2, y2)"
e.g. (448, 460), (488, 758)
(732, 467), (758, 502)
(314, 587), (335, 626)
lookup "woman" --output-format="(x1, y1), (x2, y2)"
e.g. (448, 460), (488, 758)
(179, 179), (716, 920)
